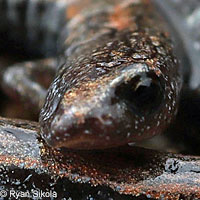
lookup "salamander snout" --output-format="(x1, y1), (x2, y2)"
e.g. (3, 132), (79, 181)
(40, 63), (177, 149)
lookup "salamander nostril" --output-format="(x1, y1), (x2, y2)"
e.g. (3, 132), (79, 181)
(115, 72), (164, 115)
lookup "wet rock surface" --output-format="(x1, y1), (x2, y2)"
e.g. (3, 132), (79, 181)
(0, 117), (200, 199)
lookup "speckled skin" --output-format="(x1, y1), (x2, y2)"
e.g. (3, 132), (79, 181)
(40, 0), (182, 149)
(0, 58), (57, 112)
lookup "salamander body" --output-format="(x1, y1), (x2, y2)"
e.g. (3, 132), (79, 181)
(40, 0), (183, 149)
(0, 0), (184, 149)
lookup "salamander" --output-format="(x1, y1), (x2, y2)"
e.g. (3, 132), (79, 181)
(39, 0), (183, 150)
(1, 0), (184, 149)
(0, 0), (200, 199)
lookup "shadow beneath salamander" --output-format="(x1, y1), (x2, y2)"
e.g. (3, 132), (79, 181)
(163, 87), (200, 155)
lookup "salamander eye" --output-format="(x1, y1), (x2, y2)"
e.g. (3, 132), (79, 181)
(115, 72), (164, 115)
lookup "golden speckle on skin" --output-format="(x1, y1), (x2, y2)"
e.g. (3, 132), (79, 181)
(65, 0), (90, 20)
(109, 1), (137, 31)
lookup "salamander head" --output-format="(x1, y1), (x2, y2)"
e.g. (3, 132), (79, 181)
(40, 31), (182, 149)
